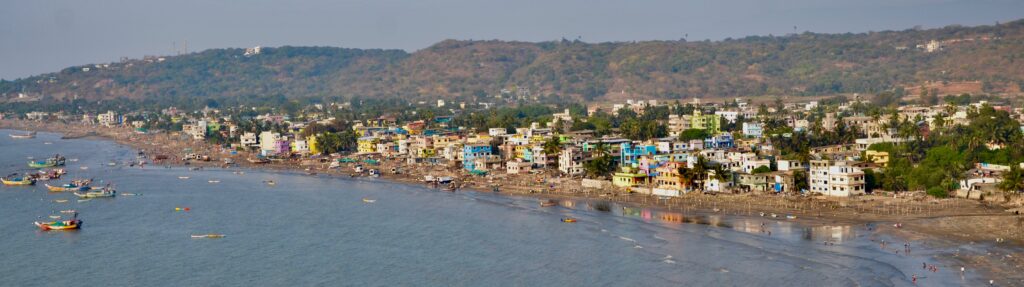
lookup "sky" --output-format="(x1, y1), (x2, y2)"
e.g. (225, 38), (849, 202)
(1, 0), (1022, 80)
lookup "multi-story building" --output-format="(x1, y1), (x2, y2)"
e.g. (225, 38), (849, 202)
(558, 146), (589, 176)
(462, 144), (492, 171)
(809, 160), (865, 197)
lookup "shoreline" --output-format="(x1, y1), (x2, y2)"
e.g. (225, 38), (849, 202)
(4, 121), (1024, 283)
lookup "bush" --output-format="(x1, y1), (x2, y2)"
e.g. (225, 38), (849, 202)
(926, 186), (948, 198)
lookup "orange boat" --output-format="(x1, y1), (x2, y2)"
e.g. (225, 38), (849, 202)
(561, 218), (577, 223)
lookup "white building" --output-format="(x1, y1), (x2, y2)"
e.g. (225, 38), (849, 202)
(809, 160), (865, 197)
(97, 111), (120, 127)
(240, 132), (258, 147)
(259, 131), (281, 154)
(558, 147), (588, 176)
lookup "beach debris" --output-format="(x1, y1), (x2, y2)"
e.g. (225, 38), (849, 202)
(362, 198), (376, 203)
(208, 180), (220, 183)
(53, 199), (68, 203)
(191, 234), (225, 239)
(60, 210), (76, 214)
(175, 207), (191, 212)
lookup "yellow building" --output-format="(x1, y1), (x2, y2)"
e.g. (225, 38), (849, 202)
(357, 137), (379, 154)
(864, 150), (890, 167)
(613, 167), (648, 188)
(308, 134), (321, 155)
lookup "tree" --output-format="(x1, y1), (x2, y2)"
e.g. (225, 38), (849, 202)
(678, 129), (710, 141)
(999, 166), (1024, 193)
(751, 165), (771, 174)
(543, 136), (562, 157)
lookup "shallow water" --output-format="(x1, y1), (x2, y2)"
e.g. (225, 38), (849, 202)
(0, 130), (971, 286)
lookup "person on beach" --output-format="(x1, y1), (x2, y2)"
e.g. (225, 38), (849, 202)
(912, 274), (917, 284)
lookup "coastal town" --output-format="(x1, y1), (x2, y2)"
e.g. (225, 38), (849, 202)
(5, 92), (1024, 234)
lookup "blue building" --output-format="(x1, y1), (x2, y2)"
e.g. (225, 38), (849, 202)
(462, 144), (492, 171)
(742, 122), (763, 138)
(619, 142), (658, 167)
(704, 134), (734, 149)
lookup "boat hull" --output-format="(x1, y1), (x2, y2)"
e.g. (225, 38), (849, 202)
(35, 220), (81, 230)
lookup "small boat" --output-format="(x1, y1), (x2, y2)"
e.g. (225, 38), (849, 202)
(44, 142), (52, 145)
(174, 207), (191, 211)
(178, 176), (190, 179)
(362, 198), (376, 203)
(540, 200), (558, 207)
(74, 187), (116, 198)
(60, 210), (76, 214)
(46, 183), (91, 192)
(35, 218), (81, 231)
(354, 165), (364, 173)
(561, 218), (577, 223)
(208, 180), (220, 183)
(46, 179), (92, 192)
(80, 166), (89, 170)
(2, 176), (35, 186)
(54, 199), (69, 203)
(28, 155), (66, 168)
(264, 180), (276, 186)
(10, 131), (36, 139)
(786, 215), (797, 220)
(191, 234), (225, 239)
(368, 169), (380, 177)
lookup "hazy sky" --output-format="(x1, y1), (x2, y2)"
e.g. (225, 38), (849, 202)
(1, 0), (1022, 80)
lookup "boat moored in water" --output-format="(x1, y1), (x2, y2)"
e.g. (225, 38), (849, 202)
(73, 187), (116, 198)
(2, 175), (36, 186)
(9, 131), (36, 139)
(28, 154), (66, 168)
(35, 213), (81, 231)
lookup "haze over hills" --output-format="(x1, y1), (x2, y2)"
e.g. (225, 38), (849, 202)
(2, 19), (1023, 105)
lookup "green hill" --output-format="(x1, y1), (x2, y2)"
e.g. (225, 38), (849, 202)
(3, 19), (1023, 105)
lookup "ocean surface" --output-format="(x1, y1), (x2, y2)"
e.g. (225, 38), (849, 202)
(0, 130), (970, 286)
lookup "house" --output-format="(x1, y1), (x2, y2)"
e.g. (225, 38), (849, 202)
(742, 122), (763, 138)
(292, 138), (310, 155)
(653, 161), (688, 191)
(737, 173), (772, 193)
(357, 137), (379, 154)
(241, 132), (258, 148)
(612, 167), (648, 188)
(258, 132), (282, 156)
(864, 150), (889, 167)
(506, 160), (533, 174)
(462, 144), (492, 171)
(97, 111), (121, 127)
(558, 146), (590, 176)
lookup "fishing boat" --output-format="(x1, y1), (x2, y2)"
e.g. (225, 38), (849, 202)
(178, 176), (190, 179)
(368, 169), (380, 177)
(9, 131), (36, 139)
(362, 198), (376, 203)
(2, 176), (35, 186)
(208, 180), (220, 183)
(45, 181), (92, 192)
(247, 158), (270, 164)
(561, 218), (577, 223)
(786, 215), (797, 220)
(28, 155), (66, 168)
(354, 165), (364, 173)
(35, 213), (80, 231)
(540, 199), (558, 207)
(73, 187), (116, 198)
(265, 180), (276, 186)
(191, 234), (225, 239)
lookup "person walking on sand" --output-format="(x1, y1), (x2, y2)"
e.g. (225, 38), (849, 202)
(912, 274), (917, 285)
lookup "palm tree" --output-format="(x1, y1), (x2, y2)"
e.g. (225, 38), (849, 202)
(999, 166), (1024, 193)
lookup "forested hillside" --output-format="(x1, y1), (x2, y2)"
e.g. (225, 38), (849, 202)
(3, 19), (1023, 104)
